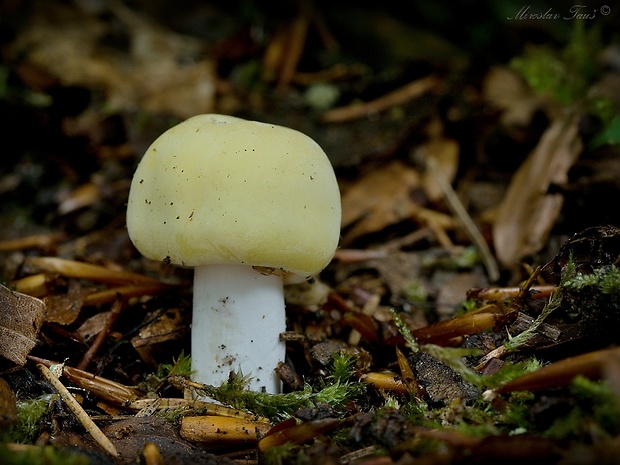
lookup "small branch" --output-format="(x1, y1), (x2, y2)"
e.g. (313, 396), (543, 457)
(37, 363), (118, 457)
(426, 156), (500, 282)
(82, 282), (173, 306)
(23, 256), (162, 285)
(30, 356), (142, 406)
(320, 75), (439, 123)
(0, 232), (66, 252)
(77, 298), (125, 370)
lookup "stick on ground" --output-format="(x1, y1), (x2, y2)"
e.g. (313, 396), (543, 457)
(37, 363), (119, 457)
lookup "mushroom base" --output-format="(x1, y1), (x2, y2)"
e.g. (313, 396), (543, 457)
(191, 264), (286, 393)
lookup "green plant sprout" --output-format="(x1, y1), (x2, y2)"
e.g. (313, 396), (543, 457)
(156, 350), (194, 380)
(328, 351), (357, 384)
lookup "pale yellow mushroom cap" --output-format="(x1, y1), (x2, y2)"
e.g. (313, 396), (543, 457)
(126, 114), (341, 277)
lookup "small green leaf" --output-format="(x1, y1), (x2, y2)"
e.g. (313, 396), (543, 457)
(590, 115), (620, 148)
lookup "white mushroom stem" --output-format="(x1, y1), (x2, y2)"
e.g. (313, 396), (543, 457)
(191, 264), (286, 393)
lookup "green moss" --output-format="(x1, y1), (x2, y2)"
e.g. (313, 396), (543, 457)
(510, 20), (600, 104)
(545, 376), (620, 440)
(504, 288), (563, 351)
(481, 357), (544, 389)
(328, 352), (357, 384)
(196, 372), (365, 421)
(562, 264), (620, 295)
(390, 309), (420, 353)
(261, 442), (297, 465)
(138, 350), (195, 395)
(459, 299), (480, 314)
(1, 397), (52, 444)
(402, 279), (429, 305)
(0, 445), (89, 465)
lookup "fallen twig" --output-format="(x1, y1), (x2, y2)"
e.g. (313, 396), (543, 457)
(23, 256), (162, 285)
(37, 363), (119, 457)
(30, 356), (143, 406)
(320, 75), (439, 123)
(426, 156), (499, 282)
(76, 298), (125, 370)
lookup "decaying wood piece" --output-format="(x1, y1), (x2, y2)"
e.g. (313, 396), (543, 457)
(360, 371), (409, 395)
(180, 415), (272, 444)
(411, 303), (511, 345)
(467, 285), (556, 302)
(81, 282), (173, 306)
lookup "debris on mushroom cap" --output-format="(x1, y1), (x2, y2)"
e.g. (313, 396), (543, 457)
(126, 114), (341, 277)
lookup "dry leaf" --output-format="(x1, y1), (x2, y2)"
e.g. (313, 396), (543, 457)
(435, 271), (488, 319)
(0, 284), (45, 365)
(482, 66), (543, 127)
(43, 283), (90, 325)
(9, 1), (216, 119)
(341, 161), (422, 244)
(74, 312), (112, 343)
(493, 114), (583, 267)
(131, 308), (189, 367)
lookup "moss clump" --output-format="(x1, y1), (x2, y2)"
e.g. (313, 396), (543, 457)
(510, 21), (600, 104)
(1, 397), (51, 444)
(545, 376), (620, 440)
(197, 367), (366, 421)
(0, 445), (89, 465)
(562, 264), (620, 295)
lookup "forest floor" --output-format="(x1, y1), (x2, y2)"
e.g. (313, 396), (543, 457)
(1, 1), (620, 464)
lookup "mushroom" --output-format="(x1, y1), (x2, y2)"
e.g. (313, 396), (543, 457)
(126, 114), (341, 393)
